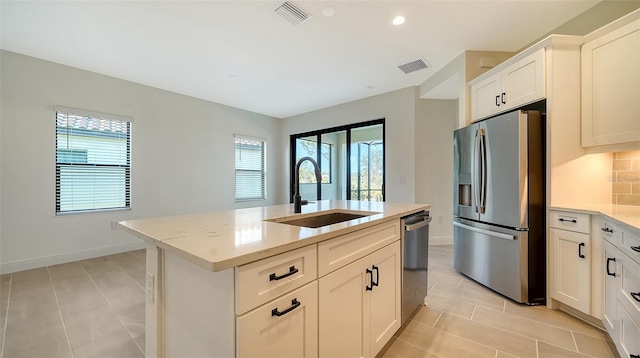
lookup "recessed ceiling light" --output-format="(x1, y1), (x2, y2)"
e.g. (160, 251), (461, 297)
(392, 15), (406, 26)
(322, 6), (335, 17)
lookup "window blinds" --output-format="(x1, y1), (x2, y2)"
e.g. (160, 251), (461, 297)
(55, 110), (131, 214)
(235, 136), (266, 201)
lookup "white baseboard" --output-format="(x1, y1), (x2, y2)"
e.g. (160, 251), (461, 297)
(0, 241), (146, 274)
(429, 236), (453, 246)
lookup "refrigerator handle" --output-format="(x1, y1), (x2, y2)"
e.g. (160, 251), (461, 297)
(479, 129), (487, 214)
(473, 129), (480, 213)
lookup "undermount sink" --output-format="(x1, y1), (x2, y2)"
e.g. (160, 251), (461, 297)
(266, 210), (377, 228)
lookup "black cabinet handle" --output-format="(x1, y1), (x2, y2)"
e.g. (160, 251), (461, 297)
(632, 245), (640, 253)
(495, 95), (500, 107)
(631, 292), (640, 303)
(271, 298), (300, 317)
(366, 268), (373, 291)
(631, 354), (640, 358)
(501, 92), (506, 104)
(601, 227), (614, 233)
(372, 265), (379, 287)
(578, 243), (585, 259)
(606, 257), (616, 277)
(269, 266), (299, 281)
(558, 218), (577, 223)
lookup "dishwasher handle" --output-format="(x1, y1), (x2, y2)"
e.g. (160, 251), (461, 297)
(404, 215), (432, 232)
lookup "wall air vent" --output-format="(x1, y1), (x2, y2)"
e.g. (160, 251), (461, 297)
(398, 58), (430, 74)
(274, 1), (311, 25)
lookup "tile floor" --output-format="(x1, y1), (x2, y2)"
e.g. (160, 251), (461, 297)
(0, 246), (618, 358)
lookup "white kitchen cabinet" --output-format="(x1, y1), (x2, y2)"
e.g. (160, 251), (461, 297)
(470, 48), (545, 121)
(603, 240), (621, 337)
(582, 18), (640, 148)
(236, 281), (318, 358)
(549, 211), (592, 314)
(319, 241), (401, 358)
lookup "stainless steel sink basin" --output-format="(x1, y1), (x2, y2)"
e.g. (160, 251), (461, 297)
(266, 210), (376, 228)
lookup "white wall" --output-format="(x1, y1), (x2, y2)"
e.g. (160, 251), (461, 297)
(415, 99), (457, 245)
(0, 51), (283, 273)
(281, 87), (417, 203)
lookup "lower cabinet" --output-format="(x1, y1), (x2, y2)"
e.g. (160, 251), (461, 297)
(318, 241), (401, 358)
(549, 227), (592, 314)
(603, 240), (620, 336)
(236, 281), (318, 357)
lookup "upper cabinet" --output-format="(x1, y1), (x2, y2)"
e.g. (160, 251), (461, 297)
(470, 48), (545, 122)
(582, 18), (640, 148)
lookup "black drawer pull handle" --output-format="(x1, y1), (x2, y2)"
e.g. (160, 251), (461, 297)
(501, 92), (506, 104)
(601, 227), (613, 233)
(271, 298), (300, 317)
(606, 257), (616, 277)
(631, 292), (640, 303)
(366, 268), (373, 291)
(372, 265), (379, 287)
(558, 218), (577, 223)
(632, 245), (640, 253)
(578, 242), (586, 259)
(631, 354), (640, 358)
(495, 95), (500, 107)
(269, 266), (299, 281)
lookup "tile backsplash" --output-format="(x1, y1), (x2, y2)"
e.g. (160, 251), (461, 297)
(612, 150), (640, 206)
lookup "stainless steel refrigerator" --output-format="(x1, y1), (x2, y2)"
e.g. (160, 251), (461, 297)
(453, 109), (545, 305)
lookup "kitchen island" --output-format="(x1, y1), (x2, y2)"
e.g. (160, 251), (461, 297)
(119, 200), (429, 358)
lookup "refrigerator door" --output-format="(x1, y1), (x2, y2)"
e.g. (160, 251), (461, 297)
(453, 218), (529, 303)
(453, 123), (479, 221)
(478, 110), (541, 229)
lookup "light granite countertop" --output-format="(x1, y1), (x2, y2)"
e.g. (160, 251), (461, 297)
(118, 200), (429, 272)
(549, 204), (640, 232)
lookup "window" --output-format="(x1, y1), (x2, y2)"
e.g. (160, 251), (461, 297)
(235, 135), (266, 201)
(296, 139), (331, 183)
(55, 108), (131, 214)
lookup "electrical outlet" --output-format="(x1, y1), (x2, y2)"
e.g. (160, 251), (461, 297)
(146, 272), (154, 303)
(110, 221), (118, 230)
(437, 216), (443, 223)
(399, 176), (407, 184)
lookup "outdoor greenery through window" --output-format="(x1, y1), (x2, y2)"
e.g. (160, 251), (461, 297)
(55, 108), (131, 214)
(351, 141), (383, 201)
(235, 135), (266, 201)
(296, 139), (331, 183)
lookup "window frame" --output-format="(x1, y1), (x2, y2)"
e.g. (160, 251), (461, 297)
(234, 135), (267, 202)
(55, 107), (132, 215)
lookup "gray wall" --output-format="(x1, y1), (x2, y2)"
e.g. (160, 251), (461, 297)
(0, 51), (283, 273)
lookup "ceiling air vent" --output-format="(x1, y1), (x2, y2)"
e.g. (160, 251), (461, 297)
(274, 1), (311, 25)
(398, 58), (430, 74)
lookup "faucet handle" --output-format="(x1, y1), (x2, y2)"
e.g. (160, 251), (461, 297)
(301, 200), (309, 206)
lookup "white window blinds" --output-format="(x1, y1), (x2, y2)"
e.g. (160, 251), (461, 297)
(235, 136), (266, 201)
(55, 109), (131, 214)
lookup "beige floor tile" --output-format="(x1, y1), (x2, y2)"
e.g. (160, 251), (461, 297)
(428, 246), (452, 255)
(573, 332), (617, 357)
(382, 338), (442, 358)
(428, 271), (463, 288)
(410, 305), (443, 327)
(537, 341), (592, 358)
(10, 267), (50, 286)
(429, 283), (505, 311)
(395, 320), (497, 358)
(9, 279), (55, 301)
(7, 341), (73, 358)
(496, 351), (518, 358)
(428, 265), (462, 279)
(425, 292), (476, 319)
(7, 293), (59, 324)
(471, 306), (577, 351)
(48, 262), (87, 280)
(71, 329), (144, 358)
(62, 305), (129, 349)
(3, 314), (69, 358)
(56, 288), (110, 316)
(503, 301), (609, 339)
(429, 253), (454, 268)
(434, 312), (538, 358)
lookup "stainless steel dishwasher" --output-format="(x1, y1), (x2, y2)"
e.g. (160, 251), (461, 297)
(401, 211), (431, 325)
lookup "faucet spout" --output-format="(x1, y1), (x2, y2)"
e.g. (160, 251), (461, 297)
(294, 156), (321, 213)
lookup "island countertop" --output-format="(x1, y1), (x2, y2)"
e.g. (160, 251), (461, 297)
(549, 204), (640, 231)
(118, 200), (430, 272)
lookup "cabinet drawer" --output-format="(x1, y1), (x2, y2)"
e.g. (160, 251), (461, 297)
(237, 281), (318, 358)
(235, 244), (317, 315)
(549, 211), (590, 234)
(617, 300), (640, 358)
(318, 221), (399, 277)
(599, 218), (619, 246)
(620, 254), (640, 320)
(621, 228), (640, 265)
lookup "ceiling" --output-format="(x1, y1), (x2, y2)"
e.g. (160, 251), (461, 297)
(0, 1), (599, 118)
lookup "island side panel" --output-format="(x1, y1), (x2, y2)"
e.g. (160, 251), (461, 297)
(163, 250), (235, 358)
(145, 244), (161, 358)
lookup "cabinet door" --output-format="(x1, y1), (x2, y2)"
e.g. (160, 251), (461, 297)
(470, 72), (502, 122)
(549, 228), (591, 314)
(369, 242), (401, 356)
(501, 48), (545, 112)
(603, 241), (620, 337)
(236, 281), (318, 358)
(319, 256), (370, 358)
(616, 300), (640, 358)
(582, 19), (640, 147)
